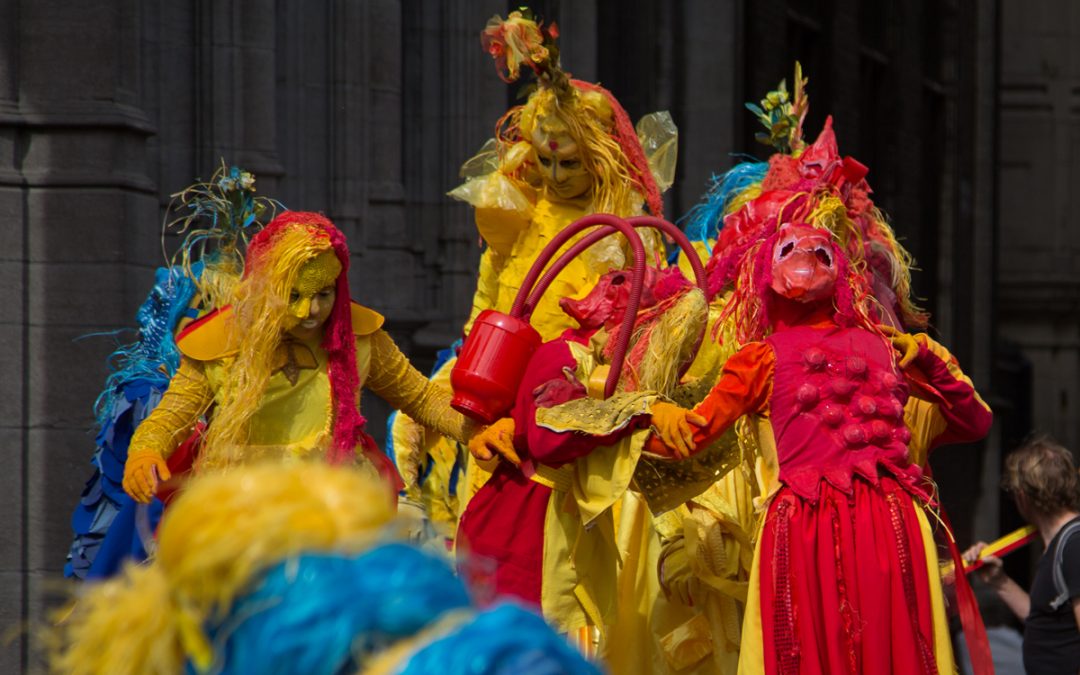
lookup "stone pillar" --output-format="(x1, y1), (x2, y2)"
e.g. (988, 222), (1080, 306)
(997, 0), (1080, 451)
(0, 1), (158, 670)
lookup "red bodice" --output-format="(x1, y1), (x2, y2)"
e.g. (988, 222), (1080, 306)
(765, 325), (921, 500)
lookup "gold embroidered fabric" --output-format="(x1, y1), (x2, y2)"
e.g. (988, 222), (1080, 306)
(635, 430), (743, 516)
(535, 391), (742, 515)
(365, 329), (477, 445)
(534, 391), (658, 436)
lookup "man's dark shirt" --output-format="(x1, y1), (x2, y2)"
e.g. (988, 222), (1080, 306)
(1024, 515), (1080, 675)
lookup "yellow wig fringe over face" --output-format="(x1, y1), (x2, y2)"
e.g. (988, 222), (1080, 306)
(50, 463), (394, 675)
(198, 225), (336, 470)
(514, 86), (643, 217)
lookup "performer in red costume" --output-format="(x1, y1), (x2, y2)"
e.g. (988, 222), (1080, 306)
(647, 222), (994, 674)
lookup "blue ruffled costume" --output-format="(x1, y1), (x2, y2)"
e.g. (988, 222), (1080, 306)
(65, 265), (201, 579)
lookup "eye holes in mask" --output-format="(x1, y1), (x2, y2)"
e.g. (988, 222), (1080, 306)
(774, 238), (834, 268)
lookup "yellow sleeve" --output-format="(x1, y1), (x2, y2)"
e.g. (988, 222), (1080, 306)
(128, 356), (215, 459)
(365, 330), (477, 445)
(463, 247), (506, 336)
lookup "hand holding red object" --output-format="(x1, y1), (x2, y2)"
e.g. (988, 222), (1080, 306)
(468, 417), (520, 466)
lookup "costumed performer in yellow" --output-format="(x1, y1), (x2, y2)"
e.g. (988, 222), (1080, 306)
(121, 210), (509, 503)
(389, 9), (678, 540)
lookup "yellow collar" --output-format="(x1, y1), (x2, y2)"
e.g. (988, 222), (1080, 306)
(177, 302), (385, 361)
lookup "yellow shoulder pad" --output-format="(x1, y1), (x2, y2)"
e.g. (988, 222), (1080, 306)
(351, 302), (384, 336)
(176, 306), (239, 361)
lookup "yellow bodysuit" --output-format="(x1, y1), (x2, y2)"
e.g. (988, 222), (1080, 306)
(128, 303), (474, 468)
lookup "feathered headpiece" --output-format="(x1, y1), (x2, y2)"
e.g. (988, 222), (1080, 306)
(165, 160), (283, 310)
(686, 64), (927, 330)
(49, 463), (395, 674)
(90, 164), (279, 430)
(480, 10), (664, 218)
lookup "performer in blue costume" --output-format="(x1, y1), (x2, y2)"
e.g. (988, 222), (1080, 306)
(65, 164), (274, 579)
(65, 266), (201, 579)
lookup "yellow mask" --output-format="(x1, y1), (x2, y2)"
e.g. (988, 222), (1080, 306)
(288, 251), (342, 319)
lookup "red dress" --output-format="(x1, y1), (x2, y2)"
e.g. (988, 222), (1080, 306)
(649, 317), (993, 675)
(457, 337), (634, 608)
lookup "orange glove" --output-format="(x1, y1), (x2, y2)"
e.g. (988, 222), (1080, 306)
(467, 417), (520, 466)
(122, 448), (171, 504)
(650, 401), (707, 458)
(880, 324), (919, 368)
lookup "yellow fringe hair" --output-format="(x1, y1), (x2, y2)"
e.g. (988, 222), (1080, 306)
(502, 86), (644, 218)
(198, 225), (334, 471)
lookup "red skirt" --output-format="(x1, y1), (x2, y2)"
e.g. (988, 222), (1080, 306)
(757, 475), (942, 675)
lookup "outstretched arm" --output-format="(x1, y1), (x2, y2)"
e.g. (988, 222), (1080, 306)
(645, 342), (774, 456)
(123, 357), (214, 502)
(365, 330), (479, 446)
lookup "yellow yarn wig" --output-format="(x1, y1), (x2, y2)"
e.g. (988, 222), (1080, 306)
(50, 462), (394, 675)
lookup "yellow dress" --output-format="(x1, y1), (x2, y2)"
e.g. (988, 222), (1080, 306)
(128, 303), (475, 468)
(606, 270), (760, 675)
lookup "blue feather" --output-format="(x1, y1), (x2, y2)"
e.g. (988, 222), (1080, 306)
(677, 161), (768, 256)
(206, 544), (471, 675)
(398, 603), (602, 675)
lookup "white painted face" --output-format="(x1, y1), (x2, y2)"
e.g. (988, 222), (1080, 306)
(530, 124), (593, 201)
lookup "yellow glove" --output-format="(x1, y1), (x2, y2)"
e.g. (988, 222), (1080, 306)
(880, 324), (919, 368)
(122, 448), (171, 504)
(467, 417), (520, 466)
(658, 536), (699, 606)
(651, 401), (706, 458)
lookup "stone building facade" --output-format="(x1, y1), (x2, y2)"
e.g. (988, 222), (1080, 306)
(2, 0), (1074, 671)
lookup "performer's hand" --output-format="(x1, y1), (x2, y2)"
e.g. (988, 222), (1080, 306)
(468, 417), (520, 466)
(122, 449), (171, 504)
(962, 541), (1007, 587)
(880, 324), (919, 368)
(650, 401), (706, 458)
(532, 375), (586, 409)
(659, 537), (698, 606)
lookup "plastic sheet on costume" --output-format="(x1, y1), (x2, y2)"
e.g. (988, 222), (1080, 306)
(636, 111), (679, 193)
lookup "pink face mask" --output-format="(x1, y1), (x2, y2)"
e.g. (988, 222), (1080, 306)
(561, 267), (660, 331)
(769, 224), (837, 302)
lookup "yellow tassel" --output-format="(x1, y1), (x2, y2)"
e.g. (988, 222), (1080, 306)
(199, 225), (334, 470)
(634, 289), (708, 395)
